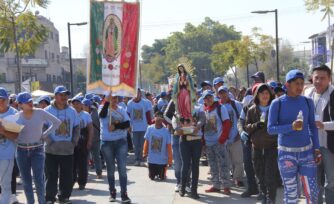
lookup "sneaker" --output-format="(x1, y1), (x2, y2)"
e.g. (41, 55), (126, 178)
(97, 174), (102, 179)
(10, 194), (19, 204)
(241, 189), (259, 198)
(78, 185), (85, 190)
(179, 189), (185, 197)
(109, 189), (116, 202)
(257, 193), (265, 201)
(222, 188), (231, 195)
(140, 162), (146, 167)
(121, 192), (131, 203)
(190, 191), (200, 199)
(185, 186), (191, 193)
(205, 186), (220, 193)
(59, 199), (72, 204)
(174, 184), (180, 192)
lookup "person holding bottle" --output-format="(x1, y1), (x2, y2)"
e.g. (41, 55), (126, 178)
(244, 84), (278, 204)
(268, 69), (321, 204)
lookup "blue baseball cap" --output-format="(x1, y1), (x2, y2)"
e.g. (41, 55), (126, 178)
(202, 90), (214, 99)
(85, 93), (94, 100)
(201, 81), (212, 87)
(38, 95), (51, 104)
(71, 95), (83, 103)
(213, 77), (224, 86)
(286, 69), (304, 83)
(82, 98), (92, 107)
(160, 91), (167, 98)
(267, 81), (278, 89)
(54, 86), (70, 95)
(17, 92), (33, 104)
(0, 87), (9, 99)
(217, 86), (229, 93)
(92, 95), (102, 103)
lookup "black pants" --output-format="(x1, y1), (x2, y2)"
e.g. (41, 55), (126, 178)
(73, 144), (89, 187)
(127, 131), (133, 151)
(0, 159), (18, 194)
(180, 139), (202, 192)
(242, 141), (258, 191)
(148, 163), (166, 180)
(253, 147), (278, 201)
(45, 153), (74, 202)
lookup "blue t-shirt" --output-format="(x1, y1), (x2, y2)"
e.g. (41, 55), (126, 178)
(223, 100), (242, 144)
(127, 99), (151, 132)
(100, 106), (130, 141)
(45, 105), (80, 142)
(144, 125), (171, 165)
(78, 111), (92, 129)
(268, 95), (320, 149)
(118, 102), (127, 110)
(0, 107), (18, 160)
(204, 104), (230, 146)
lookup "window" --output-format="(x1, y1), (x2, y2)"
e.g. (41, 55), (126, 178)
(0, 51), (4, 58)
(45, 50), (48, 59)
(51, 53), (55, 62)
(53, 75), (56, 82)
(47, 74), (51, 82)
(57, 55), (60, 64)
(55, 34), (59, 43)
(0, 73), (6, 82)
(50, 32), (53, 40)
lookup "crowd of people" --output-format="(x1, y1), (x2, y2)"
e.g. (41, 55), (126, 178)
(0, 64), (333, 204)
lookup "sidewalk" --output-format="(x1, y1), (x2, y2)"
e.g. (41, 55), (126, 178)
(15, 156), (307, 204)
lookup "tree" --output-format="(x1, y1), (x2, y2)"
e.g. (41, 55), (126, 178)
(305, 0), (334, 77)
(0, 0), (49, 92)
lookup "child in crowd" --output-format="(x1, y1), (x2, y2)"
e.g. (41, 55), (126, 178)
(143, 111), (172, 180)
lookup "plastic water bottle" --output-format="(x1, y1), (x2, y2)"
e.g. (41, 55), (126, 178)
(260, 112), (266, 123)
(296, 110), (303, 131)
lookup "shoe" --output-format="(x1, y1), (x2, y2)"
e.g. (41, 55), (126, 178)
(46, 201), (54, 204)
(190, 191), (200, 199)
(205, 186), (220, 193)
(185, 186), (191, 193)
(109, 189), (116, 202)
(78, 185), (85, 190)
(174, 184), (180, 192)
(235, 180), (245, 187)
(222, 188), (231, 195)
(59, 199), (72, 204)
(179, 189), (185, 197)
(97, 174), (102, 179)
(121, 192), (131, 203)
(10, 194), (19, 204)
(241, 189), (259, 198)
(140, 162), (146, 167)
(257, 193), (265, 201)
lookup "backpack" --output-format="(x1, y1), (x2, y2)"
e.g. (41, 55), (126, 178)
(217, 100), (240, 122)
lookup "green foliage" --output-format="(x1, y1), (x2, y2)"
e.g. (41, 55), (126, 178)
(305, 0), (334, 20)
(0, 0), (49, 57)
(141, 17), (241, 87)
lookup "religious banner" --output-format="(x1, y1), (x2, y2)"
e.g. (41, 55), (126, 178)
(88, 0), (140, 97)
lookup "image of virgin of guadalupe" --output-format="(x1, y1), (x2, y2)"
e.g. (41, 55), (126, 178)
(104, 17), (119, 63)
(172, 64), (197, 126)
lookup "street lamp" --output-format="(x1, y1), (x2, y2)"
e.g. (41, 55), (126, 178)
(67, 22), (87, 95)
(251, 9), (279, 82)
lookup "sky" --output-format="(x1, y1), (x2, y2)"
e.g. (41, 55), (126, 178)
(35, 0), (329, 58)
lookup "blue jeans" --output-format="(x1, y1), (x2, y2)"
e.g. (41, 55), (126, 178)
(172, 135), (181, 185)
(278, 149), (319, 204)
(16, 146), (45, 204)
(90, 140), (102, 175)
(132, 131), (145, 162)
(101, 138), (128, 194)
(317, 147), (334, 204)
(0, 159), (14, 204)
